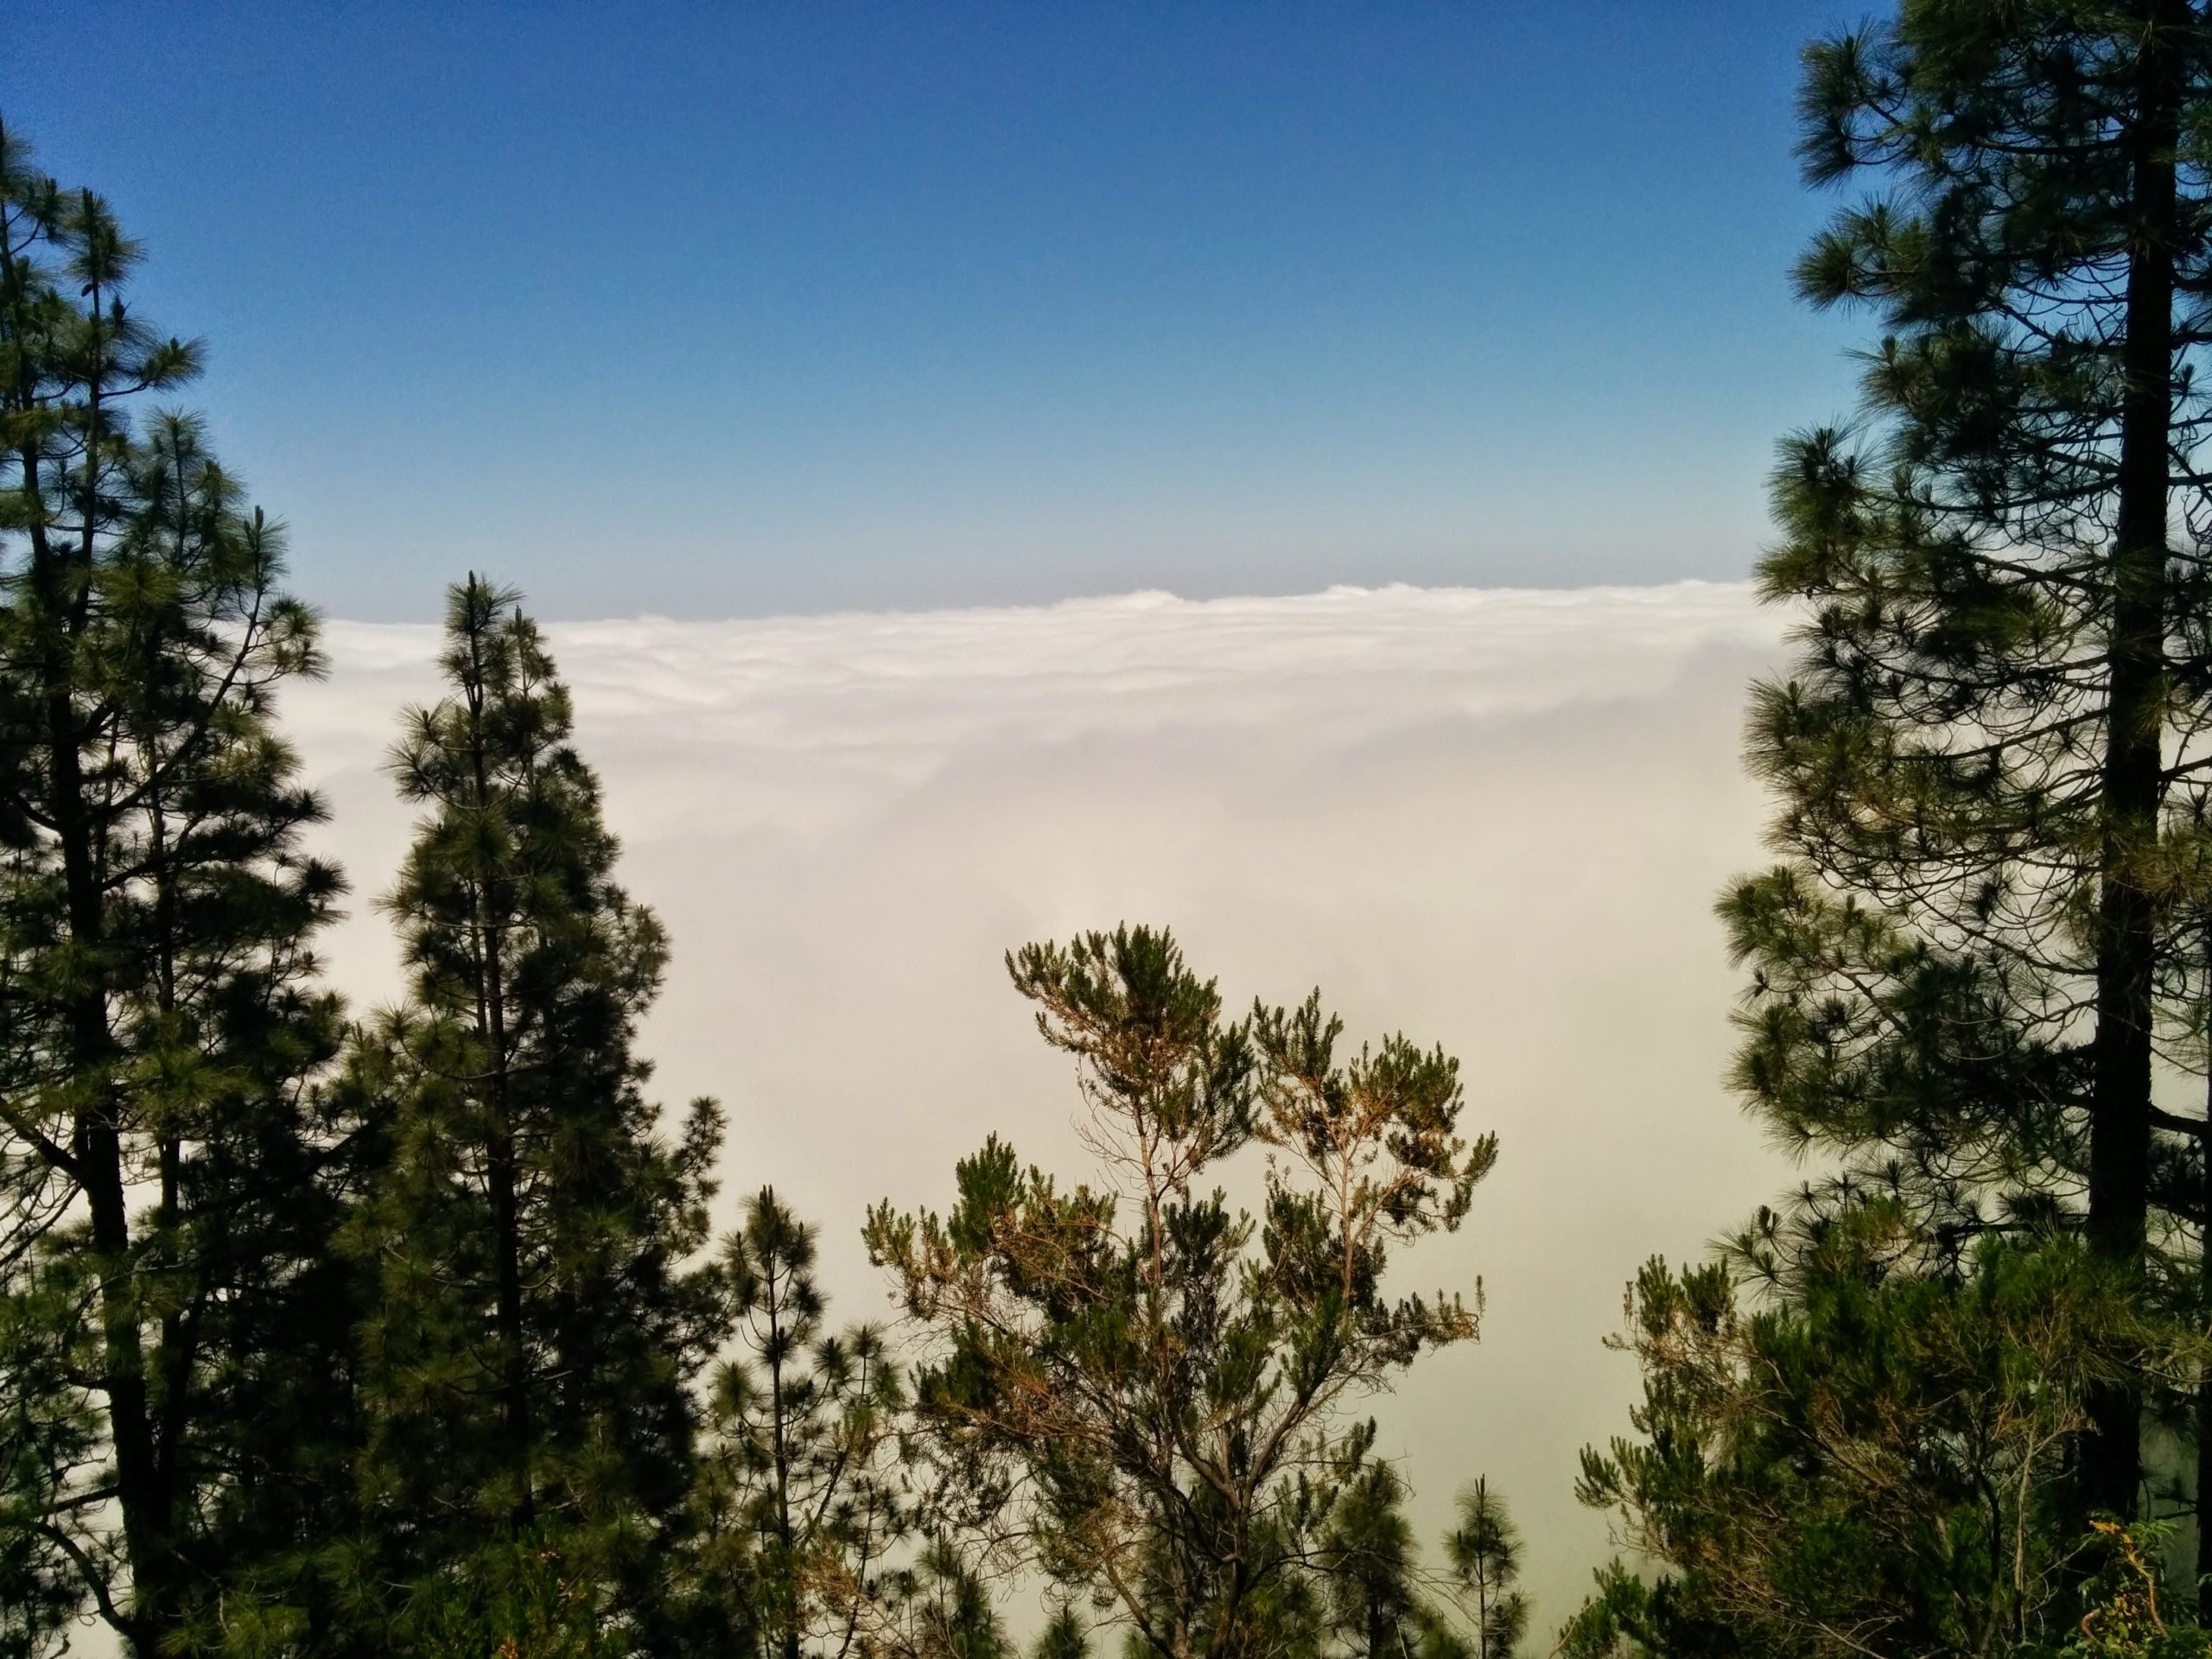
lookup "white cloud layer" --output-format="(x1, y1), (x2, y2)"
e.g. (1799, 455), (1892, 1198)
(286, 581), (1800, 1629)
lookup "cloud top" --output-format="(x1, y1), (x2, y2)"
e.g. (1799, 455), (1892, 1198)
(287, 580), (1794, 1628)
(305, 580), (1777, 835)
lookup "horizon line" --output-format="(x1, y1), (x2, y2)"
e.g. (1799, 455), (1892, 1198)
(318, 575), (1767, 634)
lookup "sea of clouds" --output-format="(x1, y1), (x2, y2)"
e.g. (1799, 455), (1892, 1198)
(285, 580), (1802, 1628)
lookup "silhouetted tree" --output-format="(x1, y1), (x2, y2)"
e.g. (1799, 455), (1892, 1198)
(344, 578), (727, 1650)
(0, 111), (353, 1656)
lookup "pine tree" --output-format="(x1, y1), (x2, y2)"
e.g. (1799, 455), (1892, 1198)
(1444, 1481), (1523, 1659)
(1571, 1212), (2173, 1659)
(866, 926), (1494, 1659)
(345, 577), (728, 1649)
(1032, 1607), (1090, 1659)
(879, 1540), (1010, 1659)
(685, 1187), (909, 1659)
(1322, 1462), (1420, 1659)
(1312, 1464), (1519, 1659)
(1728, 0), (2212, 1527)
(0, 113), (352, 1655)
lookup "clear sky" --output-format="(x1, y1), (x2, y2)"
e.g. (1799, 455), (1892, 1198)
(9, 2), (1863, 620)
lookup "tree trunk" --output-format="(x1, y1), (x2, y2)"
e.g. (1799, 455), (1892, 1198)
(465, 588), (534, 1530)
(2198, 1027), (2212, 1600)
(2084, 0), (2183, 1524)
(30, 498), (166, 1652)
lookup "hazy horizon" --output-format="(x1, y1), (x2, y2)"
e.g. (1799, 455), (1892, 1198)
(8, 2), (1860, 621)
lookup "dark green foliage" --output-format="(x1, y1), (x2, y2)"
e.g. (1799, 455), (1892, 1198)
(1573, 1209), (2181, 1659)
(1725, 0), (2212, 1529)
(1720, 867), (2084, 1249)
(342, 578), (728, 1650)
(1322, 1463), (1421, 1659)
(1305, 1460), (1521, 1659)
(1317, 1460), (1507, 1659)
(0, 112), (353, 1656)
(1554, 1563), (1744, 1659)
(684, 1187), (909, 1659)
(866, 926), (1493, 1659)
(1034, 1607), (1090, 1659)
(404, 1528), (634, 1659)
(0, 1262), (99, 1656)
(877, 1540), (1010, 1659)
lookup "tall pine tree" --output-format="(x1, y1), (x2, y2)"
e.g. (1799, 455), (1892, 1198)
(0, 114), (352, 1656)
(345, 577), (728, 1651)
(1725, 0), (2212, 1525)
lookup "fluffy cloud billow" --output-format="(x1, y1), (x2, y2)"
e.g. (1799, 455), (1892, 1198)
(286, 580), (1799, 1625)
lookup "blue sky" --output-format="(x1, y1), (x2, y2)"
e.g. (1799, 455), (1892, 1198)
(9, 2), (1862, 620)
